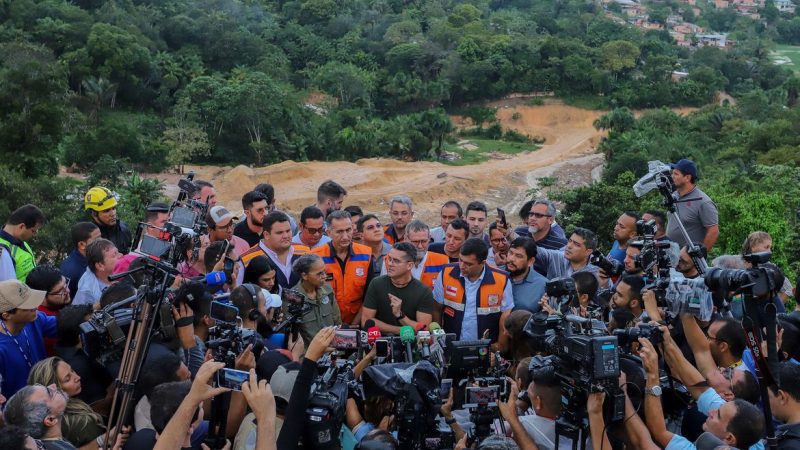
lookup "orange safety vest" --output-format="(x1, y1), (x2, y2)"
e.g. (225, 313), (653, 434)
(312, 242), (372, 324)
(383, 224), (402, 245)
(440, 264), (509, 342)
(240, 242), (310, 289)
(419, 251), (450, 290)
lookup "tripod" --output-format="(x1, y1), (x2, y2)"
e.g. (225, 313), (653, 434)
(655, 174), (709, 275)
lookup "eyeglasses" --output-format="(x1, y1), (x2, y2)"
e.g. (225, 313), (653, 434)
(313, 270), (327, 277)
(304, 227), (324, 235)
(528, 212), (552, 219)
(490, 238), (507, 245)
(386, 256), (410, 265)
(706, 333), (726, 344)
(47, 278), (70, 299)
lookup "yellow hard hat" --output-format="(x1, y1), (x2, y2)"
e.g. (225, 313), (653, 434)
(84, 186), (119, 211)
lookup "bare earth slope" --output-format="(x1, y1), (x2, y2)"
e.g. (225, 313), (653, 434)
(173, 103), (607, 226)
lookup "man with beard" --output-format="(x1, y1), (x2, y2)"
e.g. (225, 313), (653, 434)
(510, 199), (567, 276)
(84, 187), (132, 254)
(535, 228), (599, 280)
(239, 211), (310, 289)
(666, 158), (719, 250)
(384, 196), (414, 244)
(26, 265), (71, 356)
(235, 191), (270, 248)
(430, 201), (462, 244)
(315, 180), (347, 217)
(676, 243), (705, 279)
(292, 206), (331, 249)
(505, 237), (546, 313)
(608, 211), (639, 264)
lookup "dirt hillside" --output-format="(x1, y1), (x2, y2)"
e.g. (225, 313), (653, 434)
(164, 102), (693, 227)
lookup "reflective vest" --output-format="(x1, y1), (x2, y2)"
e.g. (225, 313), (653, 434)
(383, 224), (402, 245)
(240, 242), (310, 289)
(440, 264), (509, 343)
(0, 236), (35, 282)
(312, 242), (372, 324)
(419, 252), (449, 290)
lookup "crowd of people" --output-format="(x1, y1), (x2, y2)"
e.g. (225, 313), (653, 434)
(0, 158), (799, 450)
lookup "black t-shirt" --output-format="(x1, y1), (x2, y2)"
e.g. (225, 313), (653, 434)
(363, 276), (434, 331)
(428, 242), (458, 263)
(122, 429), (156, 450)
(234, 220), (261, 248)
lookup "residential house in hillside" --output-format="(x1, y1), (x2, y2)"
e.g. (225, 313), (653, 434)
(776, 0), (796, 13)
(696, 33), (728, 48)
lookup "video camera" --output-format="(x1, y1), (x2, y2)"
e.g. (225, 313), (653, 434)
(206, 300), (265, 367)
(304, 356), (360, 449)
(524, 312), (625, 439)
(705, 252), (783, 303)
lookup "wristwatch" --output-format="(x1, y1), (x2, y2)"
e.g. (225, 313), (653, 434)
(645, 385), (663, 397)
(395, 313), (405, 321)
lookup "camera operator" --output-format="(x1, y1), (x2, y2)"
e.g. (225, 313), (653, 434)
(534, 228), (599, 280)
(665, 159), (719, 251)
(642, 210), (668, 240)
(113, 202), (170, 275)
(230, 284), (281, 340)
(640, 335), (765, 450)
(504, 310), (537, 363)
(288, 253), (342, 345)
(362, 242), (434, 334)
(623, 242), (644, 276)
(609, 211), (640, 264)
(277, 326), (336, 450)
(676, 244), (705, 279)
(505, 237), (547, 314)
(432, 238), (514, 347)
(205, 240), (239, 293)
(609, 275), (647, 326)
(768, 362), (800, 449)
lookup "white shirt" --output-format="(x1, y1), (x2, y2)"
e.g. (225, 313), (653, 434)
(519, 412), (588, 450)
(432, 266), (514, 341)
(292, 233), (330, 249)
(430, 227), (446, 244)
(236, 241), (296, 286)
(73, 268), (110, 306)
(0, 248), (15, 282)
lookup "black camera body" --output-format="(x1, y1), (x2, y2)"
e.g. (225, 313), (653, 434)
(591, 250), (624, 278)
(305, 358), (359, 449)
(614, 322), (663, 349)
(705, 252), (782, 301)
(207, 323), (265, 368)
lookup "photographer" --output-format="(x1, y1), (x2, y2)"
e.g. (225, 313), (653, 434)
(642, 332), (766, 450)
(277, 326), (336, 450)
(288, 253), (342, 345)
(609, 211), (639, 264)
(609, 275), (646, 326)
(676, 244), (705, 279)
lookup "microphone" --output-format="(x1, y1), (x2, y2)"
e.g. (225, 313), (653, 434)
(417, 330), (431, 360)
(365, 319), (381, 346)
(429, 322), (446, 348)
(399, 325), (416, 363)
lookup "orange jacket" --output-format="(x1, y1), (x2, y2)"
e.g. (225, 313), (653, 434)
(419, 251), (450, 290)
(440, 264), (508, 342)
(312, 242), (372, 324)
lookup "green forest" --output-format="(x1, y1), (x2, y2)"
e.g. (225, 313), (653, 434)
(3, 0), (800, 278)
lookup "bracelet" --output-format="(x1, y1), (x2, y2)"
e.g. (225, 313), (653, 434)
(395, 313), (405, 321)
(445, 417), (457, 425)
(175, 316), (195, 327)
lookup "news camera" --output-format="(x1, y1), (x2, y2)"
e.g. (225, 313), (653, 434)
(523, 311), (624, 445)
(704, 252), (783, 302)
(303, 356), (360, 449)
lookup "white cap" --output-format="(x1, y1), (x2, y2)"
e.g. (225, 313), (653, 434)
(263, 291), (282, 309)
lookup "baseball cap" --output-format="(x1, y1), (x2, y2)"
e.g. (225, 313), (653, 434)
(270, 362), (301, 404)
(671, 158), (698, 180)
(208, 206), (239, 226)
(146, 202), (170, 213)
(0, 280), (46, 314)
(263, 291), (282, 309)
(255, 350), (291, 381)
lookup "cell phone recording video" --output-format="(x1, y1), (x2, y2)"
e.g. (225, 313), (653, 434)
(464, 386), (500, 407)
(216, 368), (250, 391)
(209, 301), (238, 325)
(333, 328), (359, 350)
(440, 378), (453, 400)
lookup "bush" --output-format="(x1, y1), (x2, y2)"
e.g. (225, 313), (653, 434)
(503, 129), (532, 143)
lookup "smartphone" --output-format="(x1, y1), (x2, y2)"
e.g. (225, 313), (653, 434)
(209, 301), (238, 325)
(375, 339), (390, 358)
(216, 368), (250, 391)
(440, 378), (453, 401)
(497, 208), (507, 228)
(333, 328), (359, 350)
(464, 386), (499, 407)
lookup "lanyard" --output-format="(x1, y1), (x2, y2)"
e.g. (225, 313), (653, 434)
(0, 320), (33, 369)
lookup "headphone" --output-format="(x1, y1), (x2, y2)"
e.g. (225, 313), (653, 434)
(242, 283), (263, 322)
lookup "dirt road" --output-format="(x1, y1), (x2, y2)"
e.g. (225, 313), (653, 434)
(174, 102), (607, 227)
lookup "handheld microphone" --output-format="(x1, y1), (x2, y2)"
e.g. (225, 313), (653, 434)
(417, 330), (431, 360)
(365, 319), (381, 346)
(429, 321), (446, 347)
(399, 325), (416, 363)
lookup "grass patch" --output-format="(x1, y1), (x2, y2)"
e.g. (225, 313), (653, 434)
(440, 138), (539, 166)
(771, 44), (800, 74)
(560, 94), (610, 110)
